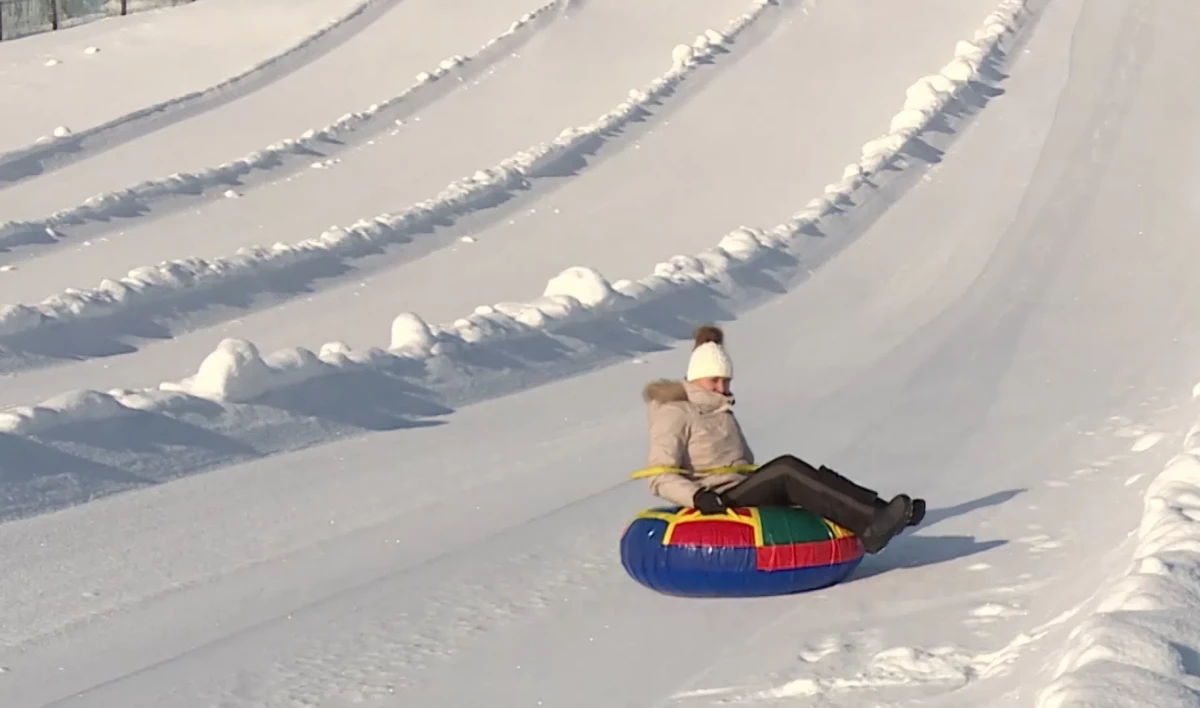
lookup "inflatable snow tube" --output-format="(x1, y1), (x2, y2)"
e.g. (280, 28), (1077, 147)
(620, 506), (865, 597)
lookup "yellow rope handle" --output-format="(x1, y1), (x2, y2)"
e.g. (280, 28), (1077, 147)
(629, 464), (759, 479)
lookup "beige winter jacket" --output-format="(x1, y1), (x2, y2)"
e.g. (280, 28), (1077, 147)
(636, 379), (757, 508)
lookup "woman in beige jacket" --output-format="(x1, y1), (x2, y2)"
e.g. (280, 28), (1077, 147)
(638, 324), (924, 554)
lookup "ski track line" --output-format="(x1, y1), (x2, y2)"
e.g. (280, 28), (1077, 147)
(0, 0), (1040, 525)
(0, 0), (566, 257)
(0, 0), (782, 361)
(0, 0), (409, 190)
(16, 487), (629, 708)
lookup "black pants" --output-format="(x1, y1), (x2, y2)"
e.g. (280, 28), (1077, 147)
(722, 454), (883, 536)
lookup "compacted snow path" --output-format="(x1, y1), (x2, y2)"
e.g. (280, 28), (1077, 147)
(4, 0), (1200, 706)
(0, 0), (558, 221)
(0, 0), (367, 159)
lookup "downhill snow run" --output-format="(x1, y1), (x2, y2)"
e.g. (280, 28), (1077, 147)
(3, 0), (1200, 706)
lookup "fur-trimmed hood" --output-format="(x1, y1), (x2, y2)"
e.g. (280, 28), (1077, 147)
(642, 378), (734, 413)
(642, 379), (689, 404)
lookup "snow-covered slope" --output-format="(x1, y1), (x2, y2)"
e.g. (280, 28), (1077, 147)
(0, 0), (564, 216)
(3, 0), (1200, 706)
(0, 0), (1005, 405)
(0, 0), (370, 170)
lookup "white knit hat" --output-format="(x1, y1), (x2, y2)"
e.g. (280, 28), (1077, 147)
(686, 325), (733, 380)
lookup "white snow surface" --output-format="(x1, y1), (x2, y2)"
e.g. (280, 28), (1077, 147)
(0, 0), (561, 256)
(0, 0), (1010, 405)
(4, 0), (1200, 706)
(0, 0), (368, 157)
(1037, 430), (1200, 708)
(0, 0), (755, 338)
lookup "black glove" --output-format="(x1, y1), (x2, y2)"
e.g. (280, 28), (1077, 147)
(693, 489), (730, 515)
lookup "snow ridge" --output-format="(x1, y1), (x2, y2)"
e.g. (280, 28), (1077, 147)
(1035, 403), (1200, 708)
(164, 0), (1029, 402)
(0, 0), (398, 186)
(0, 0), (769, 344)
(0, 0), (561, 253)
(0, 0), (1030, 434)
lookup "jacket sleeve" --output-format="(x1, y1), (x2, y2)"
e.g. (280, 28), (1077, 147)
(736, 417), (755, 465)
(645, 403), (702, 507)
(649, 473), (705, 508)
(647, 402), (688, 468)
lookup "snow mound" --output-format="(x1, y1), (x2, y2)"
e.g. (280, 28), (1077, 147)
(0, 389), (134, 435)
(0, 0), (1029, 422)
(161, 338), (329, 403)
(0, 0), (559, 253)
(1035, 413), (1200, 708)
(542, 265), (619, 308)
(0, 0), (770, 342)
(390, 313), (437, 354)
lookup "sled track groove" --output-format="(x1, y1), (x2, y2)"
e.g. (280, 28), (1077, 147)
(0, 0), (406, 190)
(0, 0), (794, 376)
(0, 0), (569, 258)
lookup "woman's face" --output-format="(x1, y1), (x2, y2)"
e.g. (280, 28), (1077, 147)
(694, 376), (731, 396)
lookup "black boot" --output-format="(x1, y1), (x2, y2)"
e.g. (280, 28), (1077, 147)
(723, 456), (909, 551)
(909, 498), (926, 526)
(724, 457), (877, 537)
(814, 464), (883, 506)
(875, 495), (925, 526)
(807, 461), (917, 550)
(860, 494), (914, 554)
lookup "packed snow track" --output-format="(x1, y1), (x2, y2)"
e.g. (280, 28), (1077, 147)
(4, 0), (1200, 706)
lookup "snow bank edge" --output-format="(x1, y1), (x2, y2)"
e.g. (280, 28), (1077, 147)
(1034, 407), (1200, 708)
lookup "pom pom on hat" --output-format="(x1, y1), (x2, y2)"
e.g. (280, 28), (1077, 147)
(692, 325), (724, 348)
(687, 324), (733, 381)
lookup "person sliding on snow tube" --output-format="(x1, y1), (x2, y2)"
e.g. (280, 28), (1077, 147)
(639, 324), (925, 554)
